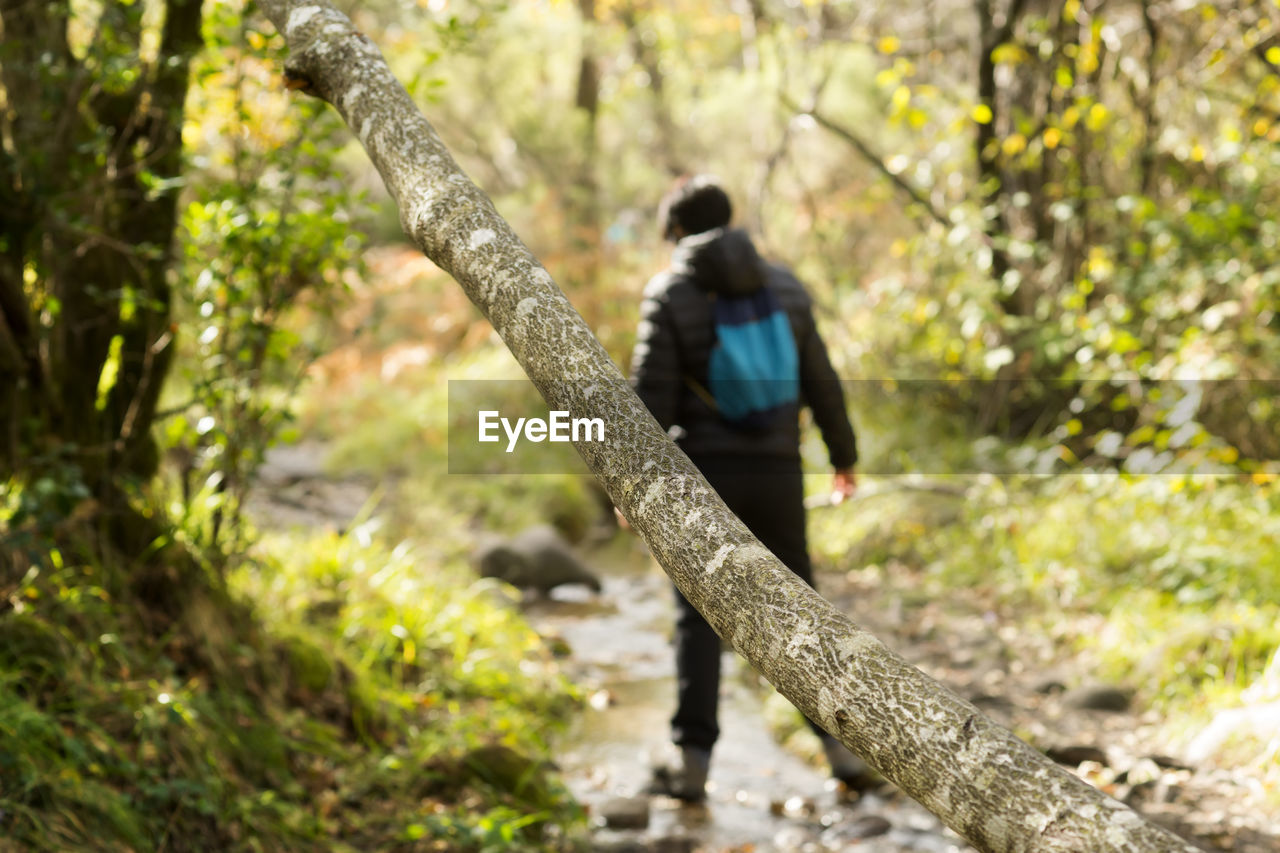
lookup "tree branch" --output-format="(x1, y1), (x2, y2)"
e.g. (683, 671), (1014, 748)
(973, 0), (1022, 312)
(794, 99), (951, 231)
(1139, 0), (1161, 196)
(618, 1), (684, 177)
(105, 0), (204, 475)
(255, 3), (1201, 851)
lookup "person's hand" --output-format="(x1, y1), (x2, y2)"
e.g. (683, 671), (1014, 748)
(831, 467), (857, 505)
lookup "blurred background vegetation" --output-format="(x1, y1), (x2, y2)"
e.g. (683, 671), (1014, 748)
(2, 0), (1279, 849)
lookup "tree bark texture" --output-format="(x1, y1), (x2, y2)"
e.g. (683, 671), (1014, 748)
(256, 3), (1200, 851)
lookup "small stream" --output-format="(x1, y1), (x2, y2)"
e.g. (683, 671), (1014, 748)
(523, 540), (973, 853)
(247, 445), (972, 851)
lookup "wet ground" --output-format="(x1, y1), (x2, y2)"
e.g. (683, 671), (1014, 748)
(523, 542), (973, 853)
(528, 537), (1280, 853)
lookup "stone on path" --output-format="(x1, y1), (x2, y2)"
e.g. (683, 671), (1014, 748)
(590, 834), (647, 853)
(1063, 684), (1133, 712)
(598, 795), (650, 830)
(821, 814), (893, 843)
(473, 524), (603, 594)
(649, 835), (696, 853)
(1044, 744), (1109, 767)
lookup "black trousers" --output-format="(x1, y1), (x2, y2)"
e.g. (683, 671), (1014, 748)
(671, 454), (824, 752)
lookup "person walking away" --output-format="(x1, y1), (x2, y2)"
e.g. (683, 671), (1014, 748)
(626, 174), (873, 801)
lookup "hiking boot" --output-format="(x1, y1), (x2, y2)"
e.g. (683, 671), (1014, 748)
(821, 734), (880, 794)
(646, 745), (711, 802)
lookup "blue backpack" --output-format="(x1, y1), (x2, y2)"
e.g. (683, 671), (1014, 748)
(693, 288), (800, 430)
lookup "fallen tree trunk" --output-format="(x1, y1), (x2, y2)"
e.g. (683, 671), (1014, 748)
(255, 3), (1200, 850)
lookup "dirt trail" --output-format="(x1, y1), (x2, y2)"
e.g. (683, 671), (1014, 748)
(524, 545), (971, 853)
(247, 445), (968, 850)
(247, 445), (1278, 853)
(819, 561), (1280, 853)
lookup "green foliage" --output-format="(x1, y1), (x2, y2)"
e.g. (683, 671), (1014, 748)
(236, 526), (584, 849)
(4, 2), (589, 850)
(242, 525), (577, 730)
(0, 492), (582, 851)
(811, 472), (1280, 718)
(161, 4), (369, 556)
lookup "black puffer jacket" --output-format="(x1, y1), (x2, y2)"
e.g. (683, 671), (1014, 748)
(629, 228), (857, 469)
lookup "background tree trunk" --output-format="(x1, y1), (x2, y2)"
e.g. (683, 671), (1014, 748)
(256, 3), (1202, 851)
(0, 0), (202, 499)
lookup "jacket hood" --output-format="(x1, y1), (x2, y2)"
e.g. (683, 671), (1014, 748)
(671, 227), (767, 297)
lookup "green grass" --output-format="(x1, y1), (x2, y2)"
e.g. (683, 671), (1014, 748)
(810, 466), (1280, 748)
(0, 481), (586, 851)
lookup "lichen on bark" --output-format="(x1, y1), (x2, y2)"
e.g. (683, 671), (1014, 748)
(256, 3), (1202, 851)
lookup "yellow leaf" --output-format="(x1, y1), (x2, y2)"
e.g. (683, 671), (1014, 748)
(875, 68), (899, 88)
(1043, 127), (1062, 149)
(1078, 46), (1099, 75)
(972, 103), (993, 124)
(892, 85), (912, 112)
(991, 43), (1028, 65)
(1002, 133), (1027, 156)
(1062, 106), (1081, 129)
(1190, 143), (1206, 162)
(1087, 249), (1113, 280)
(878, 36), (900, 54)
(1267, 46), (1280, 66)
(1086, 103), (1109, 131)
(1255, 118), (1273, 137)
(907, 108), (928, 129)
(1130, 425), (1156, 445)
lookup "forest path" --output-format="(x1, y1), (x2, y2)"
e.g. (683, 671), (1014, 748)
(816, 546), (1280, 853)
(524, 541), (969, 853)
(247, 445), (1278, 852)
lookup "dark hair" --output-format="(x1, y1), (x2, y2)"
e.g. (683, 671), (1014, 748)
(657, 174), (732, 241)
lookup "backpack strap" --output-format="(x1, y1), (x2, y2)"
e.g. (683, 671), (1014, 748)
(683, 374), (720, 412)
